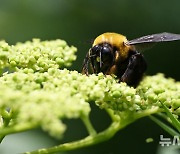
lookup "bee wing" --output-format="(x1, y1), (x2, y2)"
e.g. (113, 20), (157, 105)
(127, 32), (180, 51)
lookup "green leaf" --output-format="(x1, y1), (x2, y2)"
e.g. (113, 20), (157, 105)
(160, 102), (180, 132)
(149, 115), (180, 136)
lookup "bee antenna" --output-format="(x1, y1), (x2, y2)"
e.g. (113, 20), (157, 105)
(99, 47), (103, 68)
(100, 50), (102, 68)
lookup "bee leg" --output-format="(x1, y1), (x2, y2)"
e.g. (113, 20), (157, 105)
(121, 52), (147, 87)
(90, 56), (96, 73)
(82, 52), (90, 75)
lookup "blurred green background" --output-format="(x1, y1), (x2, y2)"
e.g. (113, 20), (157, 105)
(0, 0), (180, 154)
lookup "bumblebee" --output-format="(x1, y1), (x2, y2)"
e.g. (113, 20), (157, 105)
(82, 32), (180, 87)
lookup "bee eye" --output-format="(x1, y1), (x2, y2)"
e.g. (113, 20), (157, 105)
(101, 45), (113, 61)
(90, 43), (114, 64)
(102, 46), (111, 54)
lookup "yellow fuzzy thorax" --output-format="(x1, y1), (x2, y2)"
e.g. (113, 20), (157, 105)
(93, 32), (130, 59)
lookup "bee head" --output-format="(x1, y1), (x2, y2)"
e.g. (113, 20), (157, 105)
(89, 43), (114, 73)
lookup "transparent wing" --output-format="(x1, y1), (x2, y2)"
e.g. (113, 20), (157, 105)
(127, 32), (180, 51)
(128, 32), (180, 44)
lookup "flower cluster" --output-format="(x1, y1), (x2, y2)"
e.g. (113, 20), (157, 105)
(0, 39), (77, 73)
(0, 69), (90, 139)
(0, 38), (179, 141)
(0, 67), (180, 139)
(137, 74), (180, 114)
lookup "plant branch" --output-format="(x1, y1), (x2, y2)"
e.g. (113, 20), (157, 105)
(0, 123), (37, 139)
(0, 109), (12, 143)
(26, 107), (151, 154)
(81, 114), (97, 136)
(25, 120), (121, 154)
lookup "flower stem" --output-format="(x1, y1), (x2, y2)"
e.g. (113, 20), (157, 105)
(160, 102), (180, 132)
(26, 108), (141, 154)
(81, 114), (97, 136)
(25, 120), (121, 154)
(0, 123), (37, 142)
(149, 115), (180, 136)
(0, 109), (12, 143)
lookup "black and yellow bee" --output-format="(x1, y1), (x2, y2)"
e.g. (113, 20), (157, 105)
(82, 32), (180, 87)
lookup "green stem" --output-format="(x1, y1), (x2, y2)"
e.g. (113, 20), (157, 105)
(160, 102), (180, 132)
(106, 109), (120, 122)
(0, 131), (6, 143)
(26, 108), (138, 154)
(24, 107), (164, 153)
(157, 113), (170, 121)
(149, 115), (180, 136)
(0, 109), (12, 143)
(0, 123), (37, 137)
(81, 114), (97, 136)
(0, 128), (5, 143)
(134, 107), (160, 120)
(157, 113), (176, 126)
(25, 120), (121, 154)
